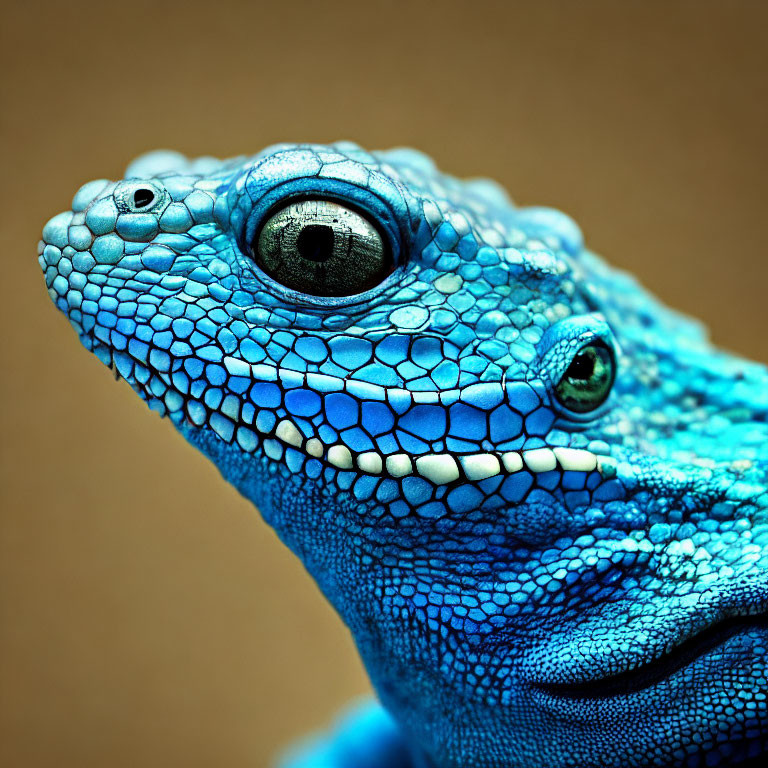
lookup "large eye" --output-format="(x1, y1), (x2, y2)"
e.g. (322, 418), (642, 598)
(554, 340), (615, 413)
(253, 199), (392, 297)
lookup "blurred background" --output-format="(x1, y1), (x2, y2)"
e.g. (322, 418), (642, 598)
(1, 1), (766, 766)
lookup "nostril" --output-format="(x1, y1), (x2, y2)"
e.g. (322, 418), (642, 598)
(132, 188), (155, 209)
(115, 180), (166, 216)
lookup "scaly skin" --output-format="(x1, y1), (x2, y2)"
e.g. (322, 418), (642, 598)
(40, 143), (767, 768)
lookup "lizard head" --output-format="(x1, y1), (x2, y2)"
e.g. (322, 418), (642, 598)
(40, 143), (767, 767)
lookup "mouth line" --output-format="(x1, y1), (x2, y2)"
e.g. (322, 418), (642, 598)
(537, 613), (768, 699)
(92, 339), (610, 485)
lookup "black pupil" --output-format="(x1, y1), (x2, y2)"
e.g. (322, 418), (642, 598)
(567, 351), (595, 380)
(133, 188), (155, 209)
(297, 224), (335, 262)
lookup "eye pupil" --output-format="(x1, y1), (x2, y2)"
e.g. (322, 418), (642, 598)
(566, 351), (595, 380)
(297, 224), (335, 262)
(132, 188), (155, 209)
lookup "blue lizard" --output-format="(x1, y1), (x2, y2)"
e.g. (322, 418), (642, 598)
(39, 143), (767, 767)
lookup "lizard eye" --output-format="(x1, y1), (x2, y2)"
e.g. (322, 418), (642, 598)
(253, 199), (393, 297)
(554, 340), (615, 413)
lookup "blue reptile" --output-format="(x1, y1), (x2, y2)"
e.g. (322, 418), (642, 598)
(40, 143), (767, 767)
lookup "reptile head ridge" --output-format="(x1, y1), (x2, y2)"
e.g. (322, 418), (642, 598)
(40, 143), (768, 768)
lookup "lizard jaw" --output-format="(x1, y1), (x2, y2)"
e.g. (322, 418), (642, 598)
(85, 336), (610, 488)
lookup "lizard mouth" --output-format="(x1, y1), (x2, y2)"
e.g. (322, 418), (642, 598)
(90, 339), (611, 486)
(536, 612), (768, 698)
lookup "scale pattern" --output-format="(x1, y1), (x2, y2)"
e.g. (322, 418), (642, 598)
(40, 143), (767, 767)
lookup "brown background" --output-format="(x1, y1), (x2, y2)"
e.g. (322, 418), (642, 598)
(1, 1), (766, 766)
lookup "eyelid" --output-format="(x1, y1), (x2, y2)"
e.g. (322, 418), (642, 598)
(534, 314), (618, 386)
(229, 176), (407, 269)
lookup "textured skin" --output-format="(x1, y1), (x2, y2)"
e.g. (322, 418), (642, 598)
(40, 143), (767, 768)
